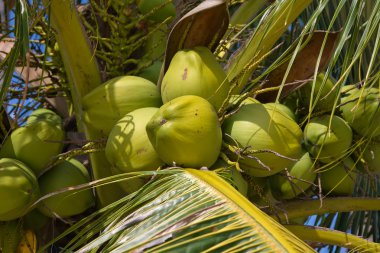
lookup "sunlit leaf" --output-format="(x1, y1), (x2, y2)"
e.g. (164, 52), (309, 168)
(41, 170), (316, 253)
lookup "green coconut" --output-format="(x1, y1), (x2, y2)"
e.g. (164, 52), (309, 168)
(340, 84), (357, 97)
(82, 76), (162, 136)
(138, 60), (163, 84)
(0, 158), (39, 221)
(223, 103), (303, 177)
(265, 102), (296, 121)
(26, 108), (62, 126)
(228, 95), (259, 109)
(269, 151), (316, 200)
(146, 95), (222, 168)
(362, 141), (380, 173)
(282, 92), (304, 121)
(137, 0), (176, 23)
(161, 46), (230, 110)
(340, 87), (380, 138)
(304, 115), (352, 163)
(320, 158), (357, 196)
(299, 73), (339, 112)
(106, 107), (164, 173)
(0, 120), (65, 176)
(38, 158), (95, 218)
(210, 159), (248, 196)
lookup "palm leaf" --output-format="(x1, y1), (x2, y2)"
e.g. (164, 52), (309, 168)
(0, 0), (29, 107)
(41, 169), (315, 252)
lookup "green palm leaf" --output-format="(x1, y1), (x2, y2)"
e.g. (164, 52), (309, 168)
(41, 169), (315, 252)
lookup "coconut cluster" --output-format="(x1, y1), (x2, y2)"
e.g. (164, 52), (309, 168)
(3, 42), (377, 226)
(0, 109), (95, 222)
(91, 45), (380, 206)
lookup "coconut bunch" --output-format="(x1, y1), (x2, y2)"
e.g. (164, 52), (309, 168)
(0, 109), (95, 223)
(102, 46), (228, 193)
(273, 77), (380, 200)
(92, 44), (315, 201)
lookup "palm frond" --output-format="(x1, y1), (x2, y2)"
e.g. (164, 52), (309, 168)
(41, 169), (316, 252)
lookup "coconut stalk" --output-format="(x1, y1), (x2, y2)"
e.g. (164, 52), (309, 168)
(285, 224), (380, 252)
(264, 197), (380, 221)
(44, 0), (124, 207)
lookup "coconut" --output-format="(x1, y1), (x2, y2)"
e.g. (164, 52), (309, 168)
(161, 47), (230, 110)
(269, 151), (316, 200)
(106, 107), (164, 173)
(0, 158), (39, 221)
(304, 115), (352, 163)
(362, 141), (380, 173)
(282, 92), (304, 121)
(146, 95), (222, 168)
(38, 159), (95, 218)
(227, 95), (259, 109)
(82, 76), (162, 136)
(222, 103), (303, 177)
(137, 0), (176, 23)
(320, 158), (357, 196)
(340, 87), (380, 138)
(265, 102), (296, 121)
(299, 73), (339, 112)
(210, 159), (248, 196)
(0, 120), (65, 176)
(26, 108), (62, 126)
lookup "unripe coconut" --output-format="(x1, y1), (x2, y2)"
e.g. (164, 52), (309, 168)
(82, 76), (162, 136)
(299, 73), (339, 112)
(340, 87), (380, 138)
(0, 158), (39, 221)
(228, 95), (259, 109)
(304, 115), (352, 163)
(146, 95), (222, 168)
(0, 120), (65, 176)
(38, 159), (95, 218)
(265, 102), (296, 121)
(106, 107), (164, 173)
(362, 141), (380, 173)
(320, 158), (357, 196)
(137, 0), (176, 23)
(282, 93), (304, 121)
(269, 151), (316, 200)
(210, 159), (248, 196)
(340, 84), (357, 97)
(161, 47), (230, 110)
(26, 108), (62, 126)
(223, 103), (303, 177)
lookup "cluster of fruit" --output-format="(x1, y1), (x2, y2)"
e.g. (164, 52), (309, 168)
(84, 43), (380, 206)
(0, 108), (95, 223)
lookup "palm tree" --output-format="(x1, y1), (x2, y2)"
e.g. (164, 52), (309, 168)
(1, 0), (380, 252)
